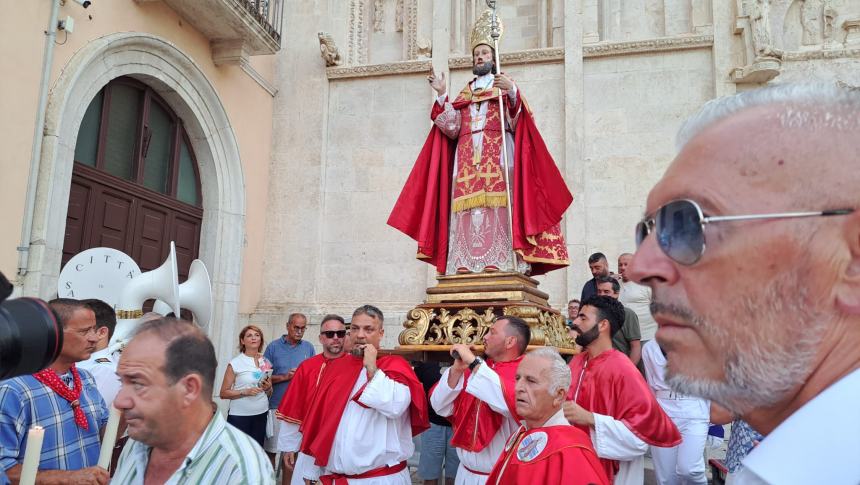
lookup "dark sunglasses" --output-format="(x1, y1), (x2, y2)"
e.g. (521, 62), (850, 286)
(320, 330), (347, 339)
(636, 199), (854, 265)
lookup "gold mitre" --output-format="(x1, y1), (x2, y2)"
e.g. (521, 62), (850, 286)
(470, 9), (504, 53)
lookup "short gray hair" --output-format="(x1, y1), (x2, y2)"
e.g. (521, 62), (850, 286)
(677, 83), (860, 151)
(527, 347), (571, 396)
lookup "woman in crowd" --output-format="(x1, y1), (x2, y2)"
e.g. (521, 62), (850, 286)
(219, 324), (273, 447)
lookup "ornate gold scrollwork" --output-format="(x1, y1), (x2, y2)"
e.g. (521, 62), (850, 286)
(399, 308), (434, 345)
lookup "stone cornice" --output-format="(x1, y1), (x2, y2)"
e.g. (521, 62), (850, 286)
(326, 35), (715, 80)
(583, 34), (713, 58)
(448, 47), (565, 69)
(326, 59), (432, 79)
(781, 47), (860, 61)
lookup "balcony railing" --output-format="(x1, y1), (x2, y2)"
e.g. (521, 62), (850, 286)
(154, 0), (284, 63)
(236, 0), (283, 46)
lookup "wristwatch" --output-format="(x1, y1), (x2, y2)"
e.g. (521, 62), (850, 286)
(468, 356), (483, 371)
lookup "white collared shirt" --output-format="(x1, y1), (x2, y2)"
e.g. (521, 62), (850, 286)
(733, 368), (860, 484)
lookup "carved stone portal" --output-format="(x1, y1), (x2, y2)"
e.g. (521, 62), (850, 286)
(397, 272), (577, 358)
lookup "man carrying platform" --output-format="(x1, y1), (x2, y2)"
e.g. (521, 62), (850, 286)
(429, 316), (530, 484)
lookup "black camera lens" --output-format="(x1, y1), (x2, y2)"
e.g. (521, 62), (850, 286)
(0, 298), (64, 380)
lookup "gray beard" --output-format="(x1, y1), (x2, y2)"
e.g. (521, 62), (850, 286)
(662, 268), (825, 416)
(473, 61), (494, 76)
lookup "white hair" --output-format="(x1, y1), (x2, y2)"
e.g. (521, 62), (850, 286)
(528, 347), (571, 396)
(677, 82), (860, 152)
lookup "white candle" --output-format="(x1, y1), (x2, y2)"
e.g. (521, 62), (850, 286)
(98, 406), (121, 470)
(19, 426), (44, 485)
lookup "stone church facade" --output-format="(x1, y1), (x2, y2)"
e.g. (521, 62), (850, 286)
(247, 0), (860, 345)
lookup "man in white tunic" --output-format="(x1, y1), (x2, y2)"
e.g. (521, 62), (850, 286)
(430, 317), (531, 484)
(293, 305), (429, 485)
(642, 340), (709, 484)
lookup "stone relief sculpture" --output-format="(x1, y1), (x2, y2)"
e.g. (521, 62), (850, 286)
(318, 31), (342, 67)
(801, 0), (824, 45)
(373, 0), (385, 32)
(823, 3), (839, 43)
(416, 37), (432, 58)
(751, 0), (780, 57)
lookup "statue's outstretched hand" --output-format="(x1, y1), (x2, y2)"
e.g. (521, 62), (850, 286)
(428, 68), (447, 96)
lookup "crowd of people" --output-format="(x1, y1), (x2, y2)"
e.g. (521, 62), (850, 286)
(1, 54), (858, 485)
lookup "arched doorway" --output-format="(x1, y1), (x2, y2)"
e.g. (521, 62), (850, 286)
(63, 76), (202, 279)
(26, 32), (245, 370)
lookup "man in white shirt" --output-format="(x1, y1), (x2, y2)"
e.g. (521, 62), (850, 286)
(629, 83), (860, 484)
(618, 253), (657, 343)
(77, 299), (121, 405)
(642, 340), (709, 484)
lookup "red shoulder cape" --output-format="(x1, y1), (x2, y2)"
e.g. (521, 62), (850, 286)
(486, 425), (609, 485)
(299, 355), (365, 467)
(276, 354), (326, 424)
(567, 350), (682, 480)
(449, 357), (522, 452)
(387, 90), (572, 276)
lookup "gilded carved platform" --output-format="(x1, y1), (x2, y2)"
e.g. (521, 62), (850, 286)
(397, 272), (577, 357)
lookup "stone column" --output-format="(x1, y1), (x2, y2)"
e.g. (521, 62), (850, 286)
(564, 0), (586, 304)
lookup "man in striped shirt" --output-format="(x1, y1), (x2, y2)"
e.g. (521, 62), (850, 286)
(113, 318), (274, 484)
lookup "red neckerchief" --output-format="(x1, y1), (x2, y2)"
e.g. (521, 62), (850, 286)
(34, 365), (89, 430)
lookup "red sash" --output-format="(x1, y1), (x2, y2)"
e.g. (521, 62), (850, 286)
(449, 357), (522, 452)
(319, 461), (407, 485)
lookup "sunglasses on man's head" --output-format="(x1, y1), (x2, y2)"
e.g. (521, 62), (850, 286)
(320, 330), (347, 339)
(636, 199), (854, 265)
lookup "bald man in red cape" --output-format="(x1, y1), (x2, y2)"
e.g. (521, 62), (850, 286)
(429, 317), (530, 484)
(566, 296), (681, 485)
(296, 306), (428, 485)
(387, 40), (571, 276)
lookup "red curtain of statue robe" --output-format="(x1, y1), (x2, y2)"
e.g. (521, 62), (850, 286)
(387, 89), (573, 276)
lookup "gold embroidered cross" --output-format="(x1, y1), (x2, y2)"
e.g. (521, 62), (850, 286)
(478, 165), (498, 185)
(457, 169), (477, 185)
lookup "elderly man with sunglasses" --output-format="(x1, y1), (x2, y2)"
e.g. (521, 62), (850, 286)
(276, 315), (349, 485)
(629, 83), (860, 485)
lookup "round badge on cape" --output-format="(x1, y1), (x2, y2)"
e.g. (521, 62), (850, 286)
(516, 431), (548, 462)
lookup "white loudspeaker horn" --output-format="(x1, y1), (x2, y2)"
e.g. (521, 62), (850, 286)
(153, 259), (213, 328)
(110, 242), (180, 346)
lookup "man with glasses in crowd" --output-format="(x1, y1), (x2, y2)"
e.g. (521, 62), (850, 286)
(264, 313), (315, 470)
(276, 314), (349, 485)
(0, 299), (110, 484)
(290, 305), (429, 484)
(628, 83), (860, 484)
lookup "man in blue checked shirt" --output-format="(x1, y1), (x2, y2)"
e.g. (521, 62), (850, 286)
(0, 298), (110, 484)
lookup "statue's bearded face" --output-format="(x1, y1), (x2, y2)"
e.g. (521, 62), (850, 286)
(472, 44), (494, 76)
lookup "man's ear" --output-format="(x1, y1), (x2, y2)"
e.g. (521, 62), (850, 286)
(552, 387), (566, 408)
(598, 319), (611, 335)
(835, 212), (860, 315)
(178, 374), (204, 405)
(96, 326), (109, 340)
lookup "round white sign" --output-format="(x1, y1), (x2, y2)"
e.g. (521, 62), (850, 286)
(58, 247), (141, 309)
